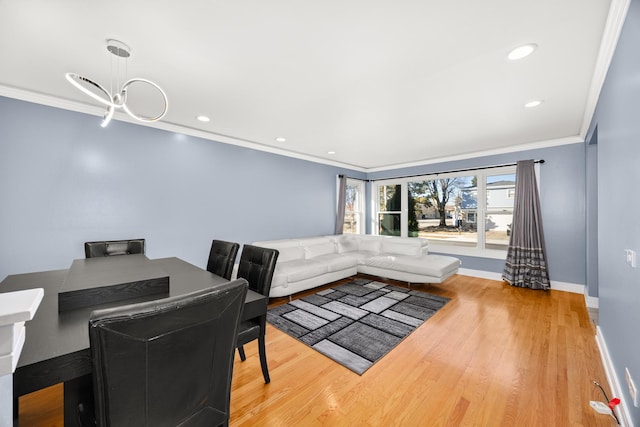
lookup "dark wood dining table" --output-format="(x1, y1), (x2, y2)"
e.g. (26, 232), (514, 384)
(0, 255), (267, 426)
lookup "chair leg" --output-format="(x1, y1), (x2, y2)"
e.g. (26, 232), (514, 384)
(258, 332), (270, 384)
(238, 345), (246, 361)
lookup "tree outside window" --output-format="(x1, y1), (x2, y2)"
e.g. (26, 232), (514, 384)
(374, 166), (516, 252)
(343, 179), (364, 234)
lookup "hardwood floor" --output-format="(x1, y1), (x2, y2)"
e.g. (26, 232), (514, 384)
(18, 274), (617, 426)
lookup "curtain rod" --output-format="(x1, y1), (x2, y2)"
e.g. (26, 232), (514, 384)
(369, 159), (544, 182)
(337, 174), (369, 181)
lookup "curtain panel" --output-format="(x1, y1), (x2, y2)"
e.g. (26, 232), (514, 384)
(335, 175), (347, 235)
(502, 160), (550, 290)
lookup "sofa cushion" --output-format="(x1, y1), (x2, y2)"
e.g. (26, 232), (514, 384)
(350, 251), (378, 264)
(277, 259), (328, 282)
(311, 253), (358, 272)
(301, 237), (335, 246)
(270, 271), (288, 288)
(253, 239), (300, 249)
(337, 239), (359, 253)
(305, 241), (336, 259)
(381, 239), (421, 256)
(277, 245), (305, 263)
(364, 254), (460, 277)
(358, 238), (381, 254)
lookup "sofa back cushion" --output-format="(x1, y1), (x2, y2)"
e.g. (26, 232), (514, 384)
(253, 239), (303, 263)
(302, 237), (335, 246)
(337, 239), (359, 253)
(381, 238), (421, 256)
(253, 239), (299, 249)
(358, 238), (381, 254)
(305, 241), (336, 259)
(277, 246), (305, 262)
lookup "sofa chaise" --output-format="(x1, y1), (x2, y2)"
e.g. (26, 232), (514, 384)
(252, 234), (461, 298)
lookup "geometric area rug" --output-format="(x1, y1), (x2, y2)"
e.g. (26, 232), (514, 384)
(267, 278), (451, 375)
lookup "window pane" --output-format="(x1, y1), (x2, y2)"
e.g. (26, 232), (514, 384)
(485, 173), (515, 249)
(379, 184), (401, 212)
(409, 176), (477, 246)
(378, 184), (401, 236)
(379, 213), (401, 235)
(343, 212), (358, 234)
(343, 182), (361, 234)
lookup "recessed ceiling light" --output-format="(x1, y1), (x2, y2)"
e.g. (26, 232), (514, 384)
(328, 151), (336, 155)
(524, 100), (543, 108)
(196, 115), (210, 122)
(507, 43), (537, 61)
(275, 137), (287, 143)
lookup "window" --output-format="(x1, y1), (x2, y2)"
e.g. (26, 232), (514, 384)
(378, 184), (401, 236)
(407, 175), (477, 247)
(485, 173), (516, 249)
(343, 178), (365, 234)
(374, 165), (516, 254)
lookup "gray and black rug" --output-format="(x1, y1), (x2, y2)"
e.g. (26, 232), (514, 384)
(267, 278), (450, 375)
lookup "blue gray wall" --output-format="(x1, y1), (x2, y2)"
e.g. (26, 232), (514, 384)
(367, 143), (588, 286)
(0, 96), (588, 289)
(0, 95), (588, 288)
(0, 97), (364, 278)
(588, 0), (640, 423)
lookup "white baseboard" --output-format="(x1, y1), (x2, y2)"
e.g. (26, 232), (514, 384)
(549, 280), (584, 294)
(457, 268), (503, 281)
(457, 268), (585, 295)
(585, 294), (599, 309)
(596, 326), (634, 427)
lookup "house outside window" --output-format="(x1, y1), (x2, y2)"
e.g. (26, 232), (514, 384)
(485, 174), (516, 249)
(407, 175), (477, 245)
(373, 166), (516, 256)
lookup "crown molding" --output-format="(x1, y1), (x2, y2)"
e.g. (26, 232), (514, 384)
(364, 136), (584, 173)
(0, 84), (369, 172)
(580, 0), (631, 139)
(0, 84), (595, 175)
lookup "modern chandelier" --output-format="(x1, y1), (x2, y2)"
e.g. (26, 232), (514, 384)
(65, 39), (168, 127)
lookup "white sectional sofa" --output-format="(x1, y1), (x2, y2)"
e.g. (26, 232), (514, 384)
(252, 234), (461, 298)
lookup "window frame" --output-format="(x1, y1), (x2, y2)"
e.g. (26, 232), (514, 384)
(342, 178), (365, 234)
(372, 165), (517, 259)
(377, 183), (403, 236)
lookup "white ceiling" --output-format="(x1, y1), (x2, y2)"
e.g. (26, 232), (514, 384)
(0, 0), (625, 171)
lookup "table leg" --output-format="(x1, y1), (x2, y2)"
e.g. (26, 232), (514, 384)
(13, 393), (18, 425)
(64, 374), (93, 426)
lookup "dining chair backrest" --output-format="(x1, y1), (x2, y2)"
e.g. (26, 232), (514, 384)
(84, 239), (145, 258)
(206, 240), (240, 280)
(236, 244), (279, 296)
(234, 244), (279, 384)
(87, 279), (248, 427)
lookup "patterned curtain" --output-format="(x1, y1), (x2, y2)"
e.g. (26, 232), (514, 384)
(335, 175), (347, 235)
(502, 160), (550, 290)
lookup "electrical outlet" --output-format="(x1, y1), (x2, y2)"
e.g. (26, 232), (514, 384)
(626, 368), (639, 407)
(625, 249), (637, 267)
(590, 400), (612, 415)
(589, 400), (612, 415)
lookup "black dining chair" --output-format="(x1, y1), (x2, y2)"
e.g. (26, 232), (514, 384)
(235, 244), (279, 384)
(84, 239), (145, 258)
(206, 240), (240, 280)
(78, 279), (248, 427)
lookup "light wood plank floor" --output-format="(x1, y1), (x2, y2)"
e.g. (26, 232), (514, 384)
(19, 274), (618, 426)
